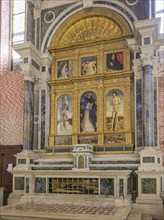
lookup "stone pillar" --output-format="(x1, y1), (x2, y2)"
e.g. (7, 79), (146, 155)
(0, 187), (4, 206)
(141, 54), (153, 147)
(23, 72), (35, 150)
(34, 0), (41, 49)
(126, 38), (142, 147)
(33, 74), (50, 150)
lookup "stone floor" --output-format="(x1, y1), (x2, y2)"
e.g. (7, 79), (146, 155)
(6, 203), (118, 215)
(0, 202), (131, 220)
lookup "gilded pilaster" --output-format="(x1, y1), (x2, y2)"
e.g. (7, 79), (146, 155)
(124, 48), (131, 71)
(98, 44), (104, 73)
(98, 79), (104, 144)
(51, 53), (56, 80)
(72, 82), (78, 144)
(73, 49), (79, 78)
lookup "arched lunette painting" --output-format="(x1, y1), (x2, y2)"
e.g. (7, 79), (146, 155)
(80, 92), (97, 132)
(57, 95), (73, 135)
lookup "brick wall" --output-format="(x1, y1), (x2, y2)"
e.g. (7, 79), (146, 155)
(0, 73), (24, 145)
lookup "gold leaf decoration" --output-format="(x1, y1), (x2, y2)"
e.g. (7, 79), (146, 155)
(58, 16), (123, 46)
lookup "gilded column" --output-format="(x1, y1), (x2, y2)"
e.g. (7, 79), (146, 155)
(49, 85), (55, 146)
(23, 72), (35, 150)
(72, 82), (78, 144)
(141, 54), (153, 146)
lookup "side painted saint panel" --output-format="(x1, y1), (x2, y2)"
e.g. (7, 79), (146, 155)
(57, 60), (73, 78)
(57, 95), (73, 135)
(106, 52), (123, 71)
(106, 90), (124, 132)
(80, 92), (97, 132)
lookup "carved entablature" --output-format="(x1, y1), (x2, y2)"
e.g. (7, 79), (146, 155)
(47, 7), (134, 154)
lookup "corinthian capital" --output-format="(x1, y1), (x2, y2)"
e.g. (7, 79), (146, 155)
(140, 53), (153, 67)
(21, 70), (36, 82)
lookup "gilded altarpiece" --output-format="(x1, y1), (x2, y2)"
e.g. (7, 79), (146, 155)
(48, 9), (133, 154)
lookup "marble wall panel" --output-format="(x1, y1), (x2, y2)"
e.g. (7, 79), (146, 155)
(119, 179), (124, 196)
(143, 65), (153, 146)
(158, 75), (164, 162)
(100, 178), (114, 195)
(33, 90), (39, 149)
(141, 178), (156, 194)
(41, 90), (46, 148)
(26, 177), (29, 193)
(154, 77), (158, 146)
(136, 79), (142, 146)
(23, 81), (34, 150)
(26, 1), (35, 45)
(35, 178), (46, 193)
(15, 177), (24, 190)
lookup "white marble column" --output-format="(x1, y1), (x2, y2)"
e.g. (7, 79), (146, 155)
(141, 54), (154, 147)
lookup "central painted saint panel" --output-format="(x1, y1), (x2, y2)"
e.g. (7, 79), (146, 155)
(80, 92), (97, 133)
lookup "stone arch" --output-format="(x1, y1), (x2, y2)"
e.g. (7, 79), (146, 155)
(41, 1), (137, 52)
(49, 8), (132, 50)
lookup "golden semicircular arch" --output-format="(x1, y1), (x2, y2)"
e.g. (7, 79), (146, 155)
(49, 8), (132, 50)
(59, 16), (122, 46)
